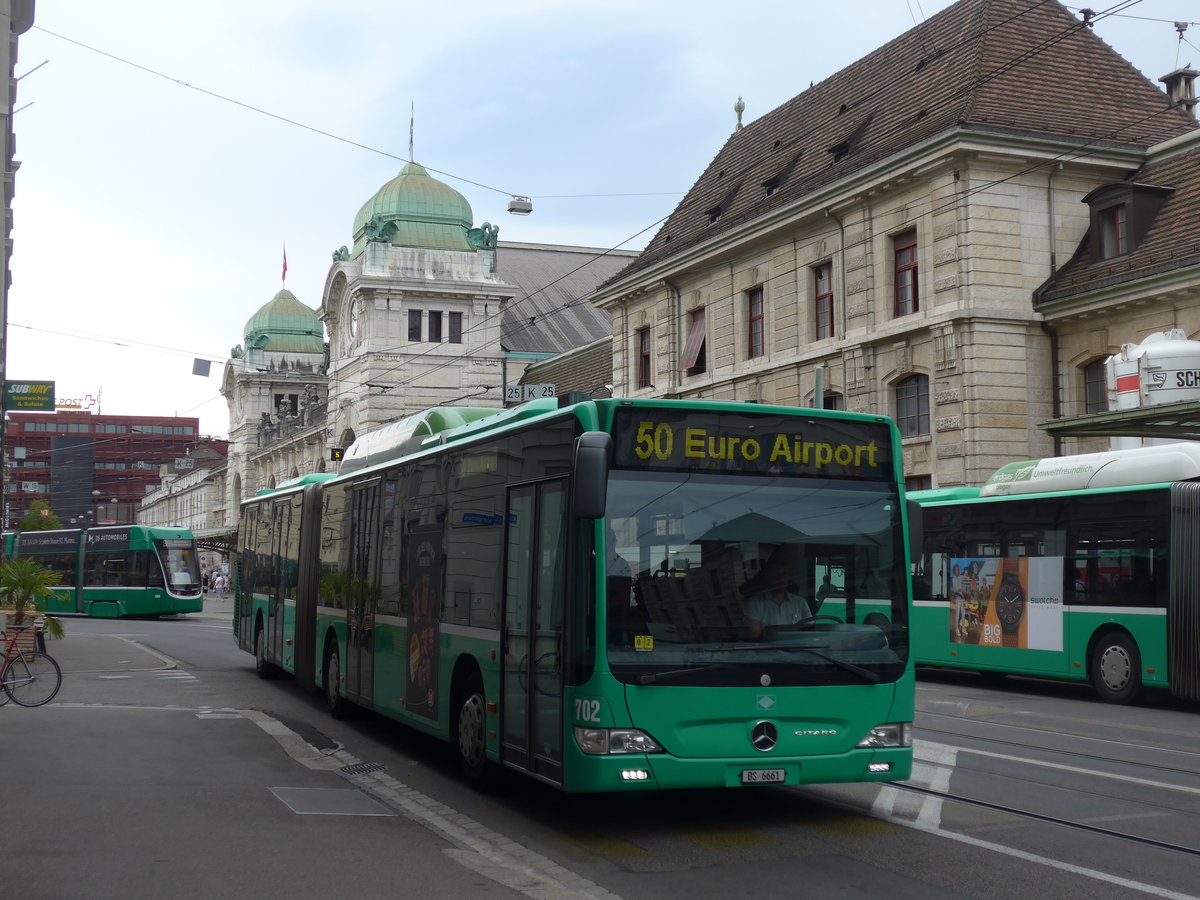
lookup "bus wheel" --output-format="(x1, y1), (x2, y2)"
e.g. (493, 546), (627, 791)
(324, 644), (347, 719)
(254, 621), (274, 680)
(1090, 633), (1142, 704)
(454, 673), (496, 789)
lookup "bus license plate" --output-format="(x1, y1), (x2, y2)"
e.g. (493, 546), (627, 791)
(740, 768), (786, 784)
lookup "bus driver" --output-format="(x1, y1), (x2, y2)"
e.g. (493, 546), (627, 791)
(744, 548), (812, 640)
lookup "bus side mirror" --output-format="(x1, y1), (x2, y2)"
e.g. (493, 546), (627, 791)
(572, 431), (611, 519)
(907, 499), (923, 562)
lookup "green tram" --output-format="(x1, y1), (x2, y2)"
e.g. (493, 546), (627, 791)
(4, 525), (203, 617)
(911, 442), (1200, 704)
(235, 396), (918, 792)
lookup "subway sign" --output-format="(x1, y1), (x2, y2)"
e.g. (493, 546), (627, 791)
(610, 408), (894, 480)
(4, 380), (55, 411)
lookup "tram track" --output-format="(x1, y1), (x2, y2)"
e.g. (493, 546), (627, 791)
(917, 717), (1200, 782)
(891, 781), (1200, 859)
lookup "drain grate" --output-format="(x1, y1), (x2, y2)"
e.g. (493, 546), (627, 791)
(340, 761), (387, 775)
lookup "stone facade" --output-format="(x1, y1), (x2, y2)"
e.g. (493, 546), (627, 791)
(589, 0), (1199, 487)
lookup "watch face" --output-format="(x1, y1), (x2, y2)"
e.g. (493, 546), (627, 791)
(996, 581), (1023, 627)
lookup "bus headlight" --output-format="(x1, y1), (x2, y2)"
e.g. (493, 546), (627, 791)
(855, 723), (911, 749)
(574, 727), (663, 755)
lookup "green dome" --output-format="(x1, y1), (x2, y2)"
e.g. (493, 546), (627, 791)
(243, 289), (324, 354)
(351, 162), (475, 253)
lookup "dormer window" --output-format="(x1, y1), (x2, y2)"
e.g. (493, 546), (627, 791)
(706, 184), (740, 225)
(1098, 204), (1126, 259)
(1083, 182), (1174, 262)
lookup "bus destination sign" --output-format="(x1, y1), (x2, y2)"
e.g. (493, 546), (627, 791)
(611, 408), (893, 479)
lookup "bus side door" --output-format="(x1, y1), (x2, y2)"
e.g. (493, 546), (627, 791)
(502, 479), (568, 785)
(346, 479), (380, 707)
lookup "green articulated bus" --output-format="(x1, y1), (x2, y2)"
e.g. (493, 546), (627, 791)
(4, 525), (203, 617)
(911, 442), (1200, 705)
(234, 396), (918, 792)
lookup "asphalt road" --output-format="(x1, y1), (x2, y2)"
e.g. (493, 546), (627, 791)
(4, 601), (1198, 900)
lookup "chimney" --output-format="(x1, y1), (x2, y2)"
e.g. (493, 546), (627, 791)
(1160, 67), (1198, 121)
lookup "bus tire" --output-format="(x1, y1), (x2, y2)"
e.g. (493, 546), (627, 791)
(454, 672), (497, 789)
(1090, 632), (1142, 704)
(254, 620), (275, 680)
(324, 643), (348, 719)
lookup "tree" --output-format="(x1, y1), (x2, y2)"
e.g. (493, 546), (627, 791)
(0, 556), (65, 639)
(18, 499), (63, 531)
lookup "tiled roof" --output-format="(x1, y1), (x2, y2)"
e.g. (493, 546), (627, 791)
(610, 0), (1194, 284)
(1038, 142), (1200, 300)
(497, 242), (636, 353)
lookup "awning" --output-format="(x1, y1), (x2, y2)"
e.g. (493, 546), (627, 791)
(1038, 400), (1200, 441)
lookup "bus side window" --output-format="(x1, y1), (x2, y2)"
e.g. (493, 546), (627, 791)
(148, 554), (165, 587)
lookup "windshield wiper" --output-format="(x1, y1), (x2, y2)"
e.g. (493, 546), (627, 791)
(777, 646), (881, 682)
(638, 663), (741, 685)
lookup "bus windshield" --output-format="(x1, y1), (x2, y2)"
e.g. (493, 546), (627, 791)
(604, 470), (908, 687)
(155, 538), (202, 596)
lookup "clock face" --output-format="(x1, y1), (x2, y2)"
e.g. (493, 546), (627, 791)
(996, 581), (1023, 626)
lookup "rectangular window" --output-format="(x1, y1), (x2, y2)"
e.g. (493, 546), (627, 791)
(905, 475), (932, 492)
(895, 374), (930, 438)
(408, 310), (422, 342)
(814, 262), (834, 340)
(1099, 205), (1127, 259)
(449, 312), (463, 344)
(428, 311), (443, 343)
(1085, 360), (1107, 414)
(747, 287), (764, 359)
(637, 328), (652, 388)
(894, 231), (918, 316)
(677, 308), (707, 375)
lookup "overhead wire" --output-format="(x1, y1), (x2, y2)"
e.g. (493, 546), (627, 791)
(332, 0), (1180, 400)
(20, 1), (1186, 412)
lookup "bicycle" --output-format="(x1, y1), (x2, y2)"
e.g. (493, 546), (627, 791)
(1, 624), (62, 707)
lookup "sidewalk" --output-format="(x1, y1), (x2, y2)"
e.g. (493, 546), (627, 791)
(47, 631), (175, 675)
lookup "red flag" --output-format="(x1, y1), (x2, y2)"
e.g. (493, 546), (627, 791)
(282, 245), (288, 283)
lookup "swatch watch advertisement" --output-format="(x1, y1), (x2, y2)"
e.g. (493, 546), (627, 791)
(948, 557), (1064, 651)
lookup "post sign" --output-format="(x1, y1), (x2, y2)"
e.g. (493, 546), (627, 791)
(4, 380), (55, 411)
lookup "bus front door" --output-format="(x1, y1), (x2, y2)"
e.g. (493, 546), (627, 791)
(502, 480), (567, 785)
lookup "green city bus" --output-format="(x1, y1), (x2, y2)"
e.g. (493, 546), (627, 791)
(4, 525), (203, 617)
(911, 442), (1200, 704)
(235, 396), (917, 792)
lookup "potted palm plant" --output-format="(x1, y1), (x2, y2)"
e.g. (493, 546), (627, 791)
(0, 557), (65, 648)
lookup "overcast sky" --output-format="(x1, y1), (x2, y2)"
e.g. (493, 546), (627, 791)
(7, 0), (1197, 438)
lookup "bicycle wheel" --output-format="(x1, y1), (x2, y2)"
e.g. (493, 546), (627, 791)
(2, 651), (62, 707)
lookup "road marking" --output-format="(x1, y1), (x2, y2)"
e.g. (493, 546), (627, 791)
(240, 709), (622, 900)
(669, 824), (777, 849)
(863, 740), (1200, 900)
(918, 738), (1200, 797)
